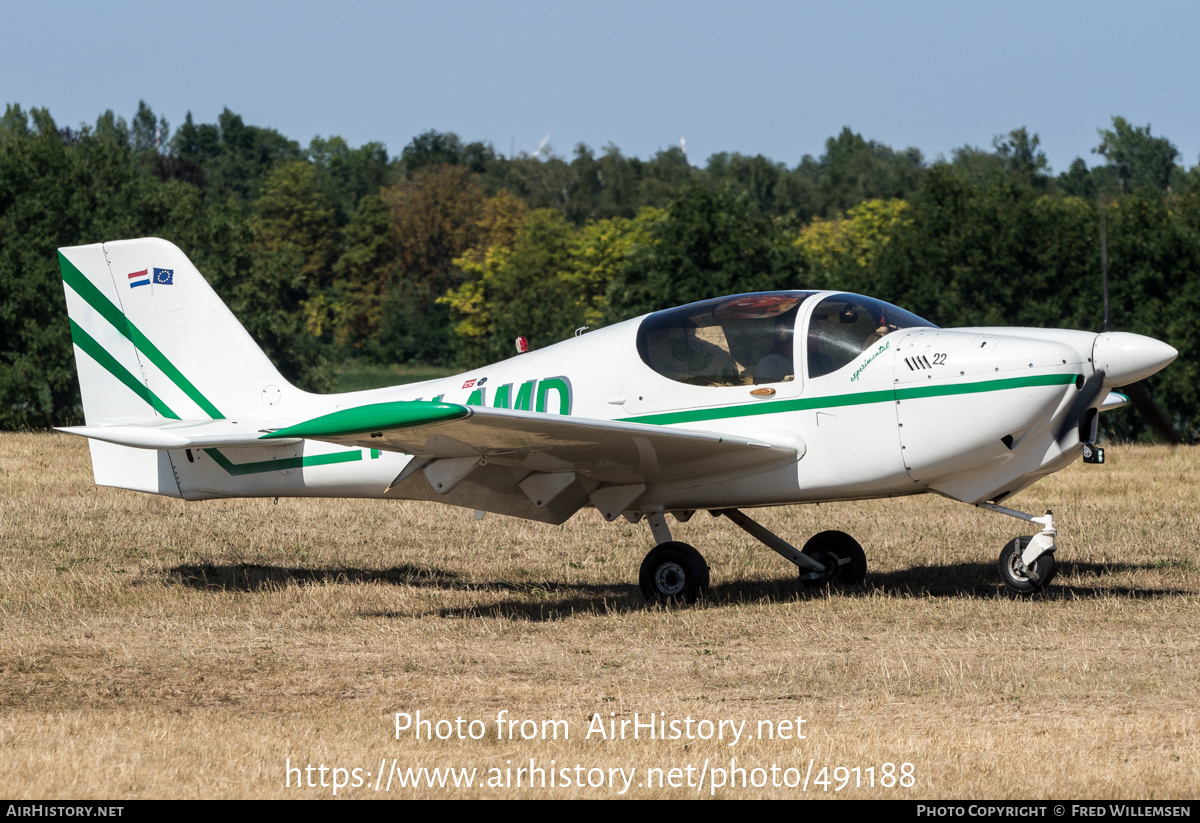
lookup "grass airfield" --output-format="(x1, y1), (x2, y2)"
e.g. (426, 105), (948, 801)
(1, 433), (1197, 799)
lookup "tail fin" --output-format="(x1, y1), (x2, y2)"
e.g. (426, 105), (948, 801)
(59, 238), (298, 496)
(59, 237), (294, 425)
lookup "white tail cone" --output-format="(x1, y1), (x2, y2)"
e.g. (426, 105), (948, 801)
(1093, 332), (1178, 387)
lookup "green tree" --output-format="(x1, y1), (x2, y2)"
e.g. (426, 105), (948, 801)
(993, 127), (1050, 187)
(873, 165), (1097, 330)
(789, 128), (925, 220)
(495, 144), (583, 218)
(705, 152), (789, 215)
(1058, 157), (1097, 199)
(384, 164), (489, 293)
(130, 99), (169, 157)
(604, 183), (800, 322)
(442, 208), (577, 365)
(0, 105), (173, 427)
(441, 206), (656, 365)
(331, 194), (394, 349)
(307, 135), (394, 224)
(374, 172), (525, 364)
(399, 129), (497, 179)
(794, 199), (912, 291)
(634, 147), (696, 209)
(239, 161), (339, 388)
(171, 108), (303, 201)
(364, 188), (529, 365)
(554, 143), (644, 223)
(254, 160), (337, 282)
(565, 209), (658, 327)
(1093, 116), (1180, 193)
(1097, 191), (1200, 440)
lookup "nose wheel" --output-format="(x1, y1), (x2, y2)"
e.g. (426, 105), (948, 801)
(997, 536), (1058, 594)
(979, 504), (1059, 594)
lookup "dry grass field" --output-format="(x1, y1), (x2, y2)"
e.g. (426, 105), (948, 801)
(1, 433), (1197, 799)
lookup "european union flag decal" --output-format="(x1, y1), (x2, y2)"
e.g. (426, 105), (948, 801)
(153, 268), (174, 285)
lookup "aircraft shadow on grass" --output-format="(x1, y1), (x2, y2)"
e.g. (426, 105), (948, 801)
(169, 562), (477, 591)
(166, 560), (1192, 622)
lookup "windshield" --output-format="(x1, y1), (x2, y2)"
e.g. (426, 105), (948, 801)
(637, 292), (815, 387)
(807, 294), (936, 378)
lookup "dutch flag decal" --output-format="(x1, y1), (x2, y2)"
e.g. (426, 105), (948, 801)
(128, 268), (174, 288)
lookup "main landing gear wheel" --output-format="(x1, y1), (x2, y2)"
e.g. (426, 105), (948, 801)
(639, 542), (710, 604)
(997, 536), (1057, 594)
(800, 530), (867, 588)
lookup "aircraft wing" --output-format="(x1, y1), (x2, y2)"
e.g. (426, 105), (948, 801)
(261, 401), (801, 523)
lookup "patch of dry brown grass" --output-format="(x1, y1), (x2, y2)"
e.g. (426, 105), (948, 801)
(1, 434), (1197, 798)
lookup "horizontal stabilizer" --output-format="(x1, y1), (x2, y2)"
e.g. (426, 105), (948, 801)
(58, 418), (300, 450)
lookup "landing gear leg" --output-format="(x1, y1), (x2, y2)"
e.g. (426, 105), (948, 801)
(978, 503), (1059, 594)
(719, 509), (866, 586)
(638, 513), (710, 604)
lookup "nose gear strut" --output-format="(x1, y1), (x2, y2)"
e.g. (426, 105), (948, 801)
(978, 503), (1059, 594)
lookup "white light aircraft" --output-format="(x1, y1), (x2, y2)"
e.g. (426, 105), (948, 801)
(57, 238), (1178, 600)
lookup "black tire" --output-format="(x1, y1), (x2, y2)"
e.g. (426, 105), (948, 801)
(639, 542), (710, 604)
(800, 530), (867, 587)
(997, 536), (1057, 594)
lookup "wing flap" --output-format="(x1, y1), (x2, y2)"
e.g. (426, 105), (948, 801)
(385, 461), (591, 525)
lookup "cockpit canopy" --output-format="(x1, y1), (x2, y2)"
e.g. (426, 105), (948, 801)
(636, 291), (936, 387)
(637, 292), (811, 387)
(806, 294), (936, 378)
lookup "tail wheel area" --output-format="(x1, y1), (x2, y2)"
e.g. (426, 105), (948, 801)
(800, 530), (867, 587)
(997, 536), (1057, 594)
(639, 542), (710, 604)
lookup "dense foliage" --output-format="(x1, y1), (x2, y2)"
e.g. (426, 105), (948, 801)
(2, 102), (1196, 440)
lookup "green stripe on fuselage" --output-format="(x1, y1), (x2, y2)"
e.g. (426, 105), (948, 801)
(619, 373), (1079, 426)
(202, 447), (376, 476)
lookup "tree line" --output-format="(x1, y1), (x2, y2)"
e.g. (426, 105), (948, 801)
(1, 102), (1196, 440)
